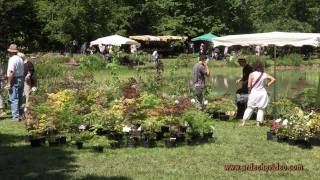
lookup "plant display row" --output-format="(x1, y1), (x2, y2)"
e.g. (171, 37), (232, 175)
(26, 74), (215, 150)
(267, 98), (320, 147)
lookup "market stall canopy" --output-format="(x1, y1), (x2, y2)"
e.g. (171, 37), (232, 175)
(158, 35), (188, 42)
(212, 32), (320, 47)
(90, 34), (141, 47)
(129, 35), (161, 42)
(191, 33), (217, 42)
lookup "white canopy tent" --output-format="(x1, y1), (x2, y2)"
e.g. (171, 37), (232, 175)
(212, 32), (320, 110)
(90, 34), (141, 47)
(212, 32), (320, 47)
(129, 35), (161, 42)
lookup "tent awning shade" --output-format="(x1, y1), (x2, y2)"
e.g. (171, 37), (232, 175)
(90, 34), (140, 47)
(212, 32), (320, 47)
(158, 35), (188, 42)
(129, 35), (161, 42)
(191, 33), (217, 42)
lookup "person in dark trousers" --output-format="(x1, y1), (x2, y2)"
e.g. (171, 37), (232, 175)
(18, 52), (37, 113)
(235, 58), (253, 119)
(192, 54), (210, 110)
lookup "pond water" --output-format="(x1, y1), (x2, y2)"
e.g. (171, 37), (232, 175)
(209, 67), (319, 98)
(95, 64), (319, 99)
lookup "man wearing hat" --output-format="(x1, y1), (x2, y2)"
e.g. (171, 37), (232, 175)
(235, 57), (253, 119)
(6, 44), (24, 121)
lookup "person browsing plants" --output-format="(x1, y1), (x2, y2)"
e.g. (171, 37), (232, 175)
(192, 54), (210, 110)
(6, 44), (24, 121)
(240, 61), (276, 127)
(235, 57), (253, 119)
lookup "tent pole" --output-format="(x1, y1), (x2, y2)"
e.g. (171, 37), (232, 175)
(273, 45), (277, 102)
(273, 45), (277, 119)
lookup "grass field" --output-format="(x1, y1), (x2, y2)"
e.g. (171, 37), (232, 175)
(1, 119), (320, 180)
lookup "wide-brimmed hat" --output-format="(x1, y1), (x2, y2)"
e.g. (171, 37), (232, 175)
(7, 44), (18, 53)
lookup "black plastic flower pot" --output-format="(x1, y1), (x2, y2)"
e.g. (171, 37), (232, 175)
(309, 138), (320, 146)
(176, 133), (185, 144)
(127, 138), (139, 148)
(156, 132), (164, 140)
(58, 136), (67, 144)
(48, 140), (60, 147)
(179, 126), (187, 133)
(201, 133), (213, 143)
(187, 134), (201, 145)
(219, 115), (230, 121)
(165, 139), (176, 148)
(276, 136), (288, 143)
(161, 126), (170, 133)
(143, 139), (156, 148)
(109, 141), (122, 149)
(107, 132), (123, 141)
(75, 141), (83, 149)
(93, 146), (104, 153)
(267, 131), (276, 141)
(30, 137), (45, 147)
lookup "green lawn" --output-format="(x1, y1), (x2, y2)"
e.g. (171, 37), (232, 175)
(1, 119), (319, 180)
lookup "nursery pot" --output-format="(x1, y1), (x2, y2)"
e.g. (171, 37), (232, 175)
(161, 126), (170, 133)
(219, 114), (230, 121)
(143, 139), (156, 148)
(156, 132), (164, 140)
(276, 136), (288, 143)
(165, 138), (176, 148)
(187, 134), (201, 145)
(75, 141), (83, 149)
(309, 138), (320, 146)
(267, 131), (276, 141)
(107, 132), (123, 141)
(48, 139), (60, 147)
(201, 132), (213, 143)
(127, 137), (139, 148)
(58, 136), (67, 144)
(109, 141), (121, 149)
(30, 137), (45, 147)
(176, 133), (186, 144)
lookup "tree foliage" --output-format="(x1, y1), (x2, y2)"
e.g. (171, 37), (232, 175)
(0, 0), (319, 52)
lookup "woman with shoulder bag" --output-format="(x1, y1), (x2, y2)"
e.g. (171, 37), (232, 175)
(240, 62), (276, 127)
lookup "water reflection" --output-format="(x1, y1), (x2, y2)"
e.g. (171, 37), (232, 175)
(210, 68), (319, 98)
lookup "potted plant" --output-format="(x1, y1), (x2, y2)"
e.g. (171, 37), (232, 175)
(141, 117), (163, 148)
(126, 125), (141, 148)
(71, 131), (93, 149)
(182, 110), (214, 145)
(28, 130), (46, 147)
(88, 135), (110, 153)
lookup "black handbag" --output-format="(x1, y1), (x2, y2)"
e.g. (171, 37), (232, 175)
(235, 93), (249, 104)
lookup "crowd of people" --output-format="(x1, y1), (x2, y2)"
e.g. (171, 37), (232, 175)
(3, 44), (36, 121)
(5, 42), (276, 127)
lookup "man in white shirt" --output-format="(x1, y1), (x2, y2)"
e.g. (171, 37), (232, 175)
(6, 44), (24, 121)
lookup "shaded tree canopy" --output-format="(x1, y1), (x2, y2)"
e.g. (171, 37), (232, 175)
(0, 0), (319, 53)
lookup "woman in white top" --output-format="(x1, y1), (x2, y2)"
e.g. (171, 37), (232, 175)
(240, 62), (276, 127)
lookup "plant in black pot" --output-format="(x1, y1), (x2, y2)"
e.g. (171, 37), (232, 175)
(28, 130), (46, 147)
(141, 117), (163, 148)
(126, 125), (141, 148)
(182, 110), (215, 145)
(71, 131), (93, 149)
(201, 121), (215, 143)
(88, 135), (110, 153)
